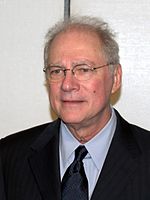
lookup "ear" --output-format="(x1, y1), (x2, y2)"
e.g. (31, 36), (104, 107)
(111, 64), (122, 94)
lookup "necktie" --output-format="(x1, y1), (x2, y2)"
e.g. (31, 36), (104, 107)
(61, 145), (88, 200)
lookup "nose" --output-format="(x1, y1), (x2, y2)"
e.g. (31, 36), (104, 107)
(61, 70), (80, 92)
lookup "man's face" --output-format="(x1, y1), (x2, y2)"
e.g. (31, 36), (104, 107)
(47, 29), (121, 129)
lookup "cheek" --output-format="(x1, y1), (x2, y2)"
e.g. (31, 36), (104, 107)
(49, 83), (60, 95)
(92, 89), (103, 99)
(90, 82), (108, 101)
(89, 84), (102, 101)
(48, 84), (60, 104)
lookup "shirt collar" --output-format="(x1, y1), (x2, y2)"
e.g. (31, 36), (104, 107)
(59, 108), (117, 170)
(85, 108), (116, 169)
(59, 121), (80, 166)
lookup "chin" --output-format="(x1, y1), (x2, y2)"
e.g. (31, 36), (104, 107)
(61, 115), (83, 125)
(56, 109), (87, 124)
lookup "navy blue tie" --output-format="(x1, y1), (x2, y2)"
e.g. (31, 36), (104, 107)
(61, 146), (88, 200)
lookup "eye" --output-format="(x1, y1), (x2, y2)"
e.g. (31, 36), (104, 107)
(51, 69), (62, 74)
(75, 64), (92, 73)
(79, 68), (91, 73)
(49, 67), (64, 76)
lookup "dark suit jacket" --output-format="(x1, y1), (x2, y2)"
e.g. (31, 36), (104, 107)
(0, 110), (150, 200)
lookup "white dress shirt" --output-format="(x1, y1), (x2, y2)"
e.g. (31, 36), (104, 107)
(59, 108), (117, 199)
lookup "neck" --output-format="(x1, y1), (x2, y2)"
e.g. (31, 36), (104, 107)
(65, 108), (112, 143)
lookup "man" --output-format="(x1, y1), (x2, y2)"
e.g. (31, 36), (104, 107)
(0, 16), (150, 200)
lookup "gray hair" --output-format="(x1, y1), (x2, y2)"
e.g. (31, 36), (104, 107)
(44, 16), (120, 70)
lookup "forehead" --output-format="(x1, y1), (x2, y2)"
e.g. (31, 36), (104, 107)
(51, 27), (101, 46)
(48, 28), (105, 62)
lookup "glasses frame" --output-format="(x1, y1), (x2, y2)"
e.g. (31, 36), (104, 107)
(43, 63), (113, 82)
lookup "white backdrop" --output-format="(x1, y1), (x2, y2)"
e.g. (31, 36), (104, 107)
(0, 0), (150, 138)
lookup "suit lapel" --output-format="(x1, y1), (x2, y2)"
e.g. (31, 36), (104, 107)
(28, 119), (61, 200)
(91, 112), (140, 200)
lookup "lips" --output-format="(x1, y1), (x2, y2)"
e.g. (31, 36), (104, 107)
(61, 99), (85, 105)
(62, 100), (84, 103)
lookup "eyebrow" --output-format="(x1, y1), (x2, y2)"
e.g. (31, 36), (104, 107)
(72, 59), (96, 66)
(48, 63), (63, 67)
(48, 59), (96, 67)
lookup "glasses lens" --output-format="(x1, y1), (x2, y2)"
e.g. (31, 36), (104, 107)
(46, 67), (64, 81)
(74, 64), (93, 81)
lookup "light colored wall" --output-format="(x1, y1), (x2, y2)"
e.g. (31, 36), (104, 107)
(0, 0), (150, 138)
(0, 0), (64, 137)
(71, 0), (150, 130)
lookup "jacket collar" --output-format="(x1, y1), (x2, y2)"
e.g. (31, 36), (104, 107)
(91, 110), (141, 199)
(28, 119), (61, 200)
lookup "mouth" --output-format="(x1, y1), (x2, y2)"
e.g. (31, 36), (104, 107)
(61, 100), (85, 105)
(62, 100), (84, 103)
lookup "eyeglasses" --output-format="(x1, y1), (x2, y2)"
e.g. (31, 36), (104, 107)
(43, 63), (112, 82)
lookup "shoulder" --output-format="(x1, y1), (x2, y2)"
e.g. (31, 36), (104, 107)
(115, 109), (150, 151)
(129, 123), (150, 151)
(0, 120), (60, 152)
(0, 123), (49, 148)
